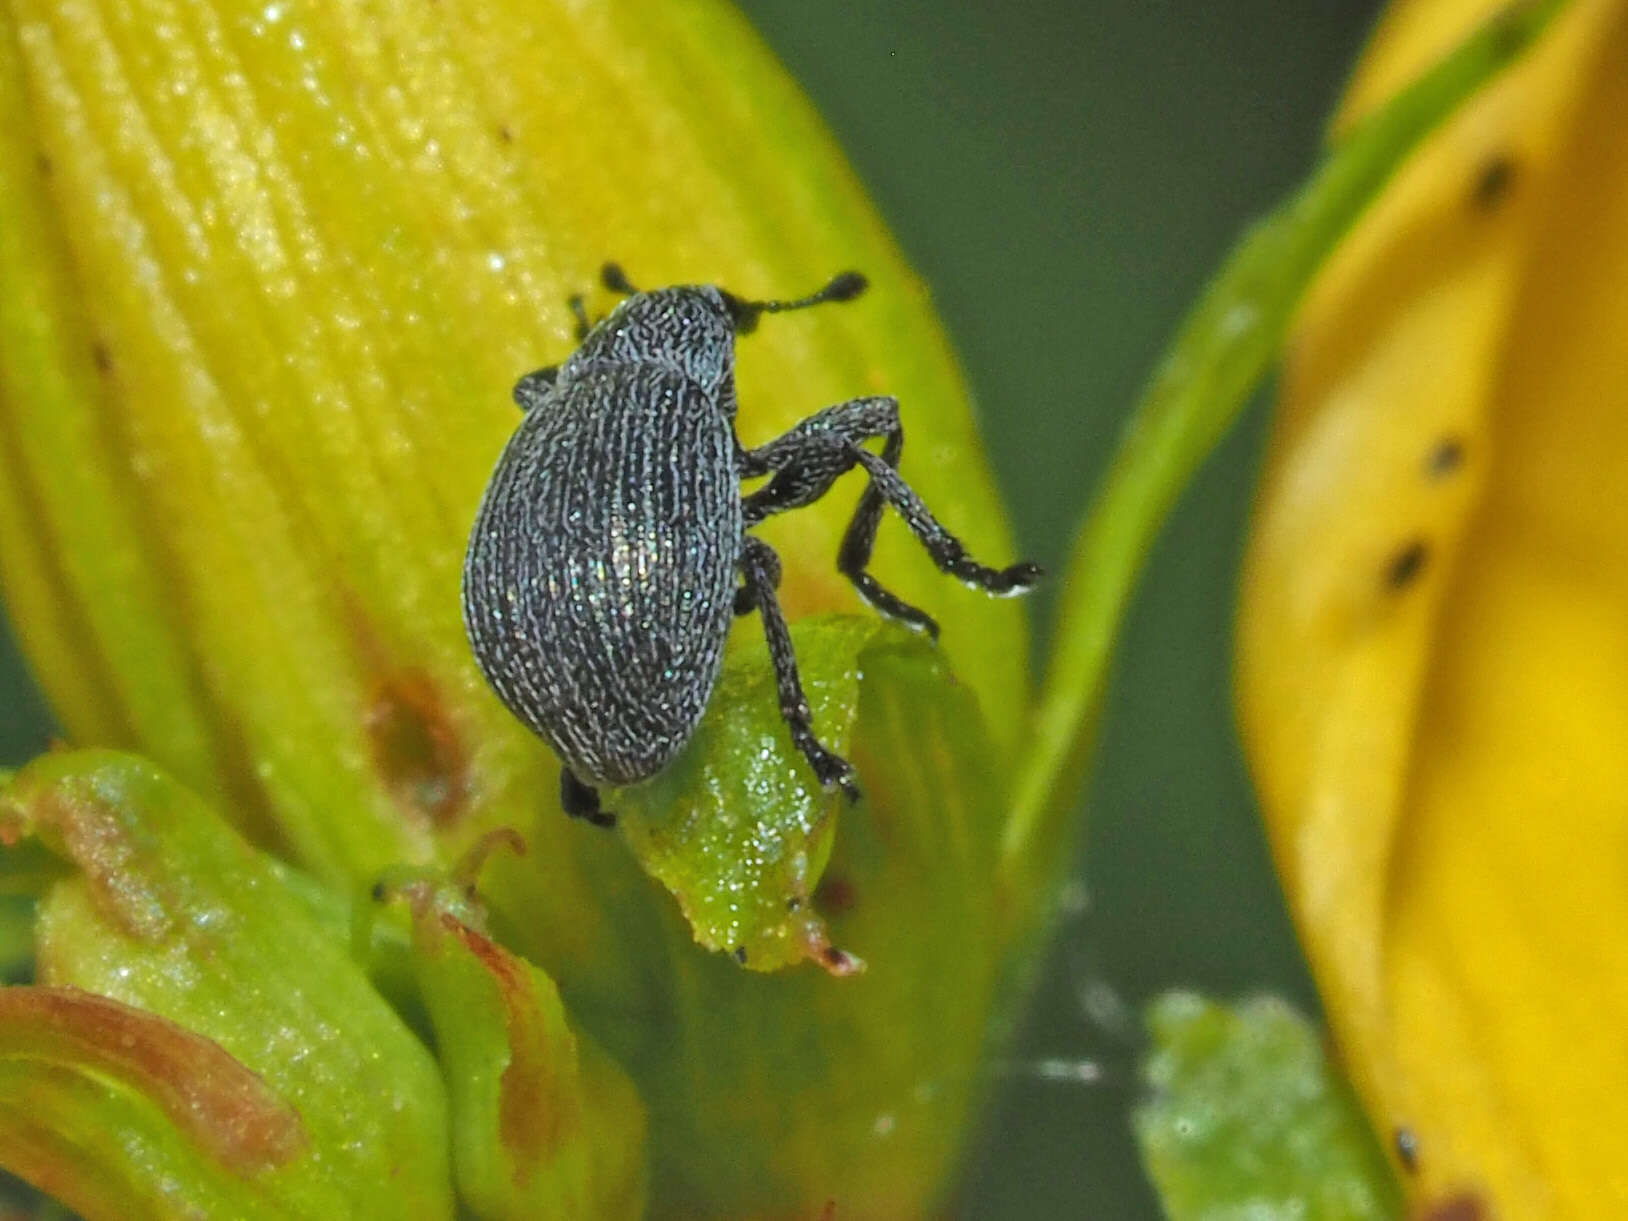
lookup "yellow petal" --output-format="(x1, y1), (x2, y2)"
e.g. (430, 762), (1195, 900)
(1238, 0), (1628, 1215)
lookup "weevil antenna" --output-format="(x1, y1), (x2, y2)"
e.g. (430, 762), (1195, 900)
(722, 271), (866, 334)
(601, 263), (638, 295)
(755, 271), (867, 313)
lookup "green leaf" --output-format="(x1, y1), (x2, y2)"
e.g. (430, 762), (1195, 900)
(1003, 0), (1571, 912)
(0, 751), (454, 1220)
(614, 616), (881, 974)
(1135, 992), (1404, 1221)
(386, 863), (647, 1219)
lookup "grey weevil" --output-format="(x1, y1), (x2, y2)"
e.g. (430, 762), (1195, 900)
(462, 264), (1041, 828)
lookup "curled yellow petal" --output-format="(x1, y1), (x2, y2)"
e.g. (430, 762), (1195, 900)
(1238, 0), (1628, 1215)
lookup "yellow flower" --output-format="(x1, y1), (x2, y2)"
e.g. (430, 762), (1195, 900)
(1237, 0), (1628, 1215)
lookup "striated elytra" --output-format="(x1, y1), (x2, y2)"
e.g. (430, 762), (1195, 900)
(462, 264), (1041, 828)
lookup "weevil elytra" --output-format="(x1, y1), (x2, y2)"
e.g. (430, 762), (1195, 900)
(462, 265), (1040, 827)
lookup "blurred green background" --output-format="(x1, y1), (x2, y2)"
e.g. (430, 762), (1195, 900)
(0, 2), (1387, 1217)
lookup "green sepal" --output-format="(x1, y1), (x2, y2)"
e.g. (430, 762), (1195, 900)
(0, 750), (454, 1220)
(380, 851), (647, 1220)
(1134, 992), (1404, 1221)
(0, 986), (307, 1221)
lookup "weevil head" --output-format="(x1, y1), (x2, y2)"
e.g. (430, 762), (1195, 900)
(556, 272), (867, 422)
(566, 284), (741, 414)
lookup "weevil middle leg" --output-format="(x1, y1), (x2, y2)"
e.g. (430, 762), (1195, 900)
(738, 535), (861, 799)
(733, 537), (780, 616)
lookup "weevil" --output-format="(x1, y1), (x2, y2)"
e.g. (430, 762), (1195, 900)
(462, 264), (1040, 827)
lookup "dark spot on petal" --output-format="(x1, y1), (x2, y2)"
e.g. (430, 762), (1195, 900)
(1427, 437), (1465, 479)
(92, 342), (113, 374)
(733, 945), (748, 965)
(497, 123), (514, 144)
(1394, 1125), (1419, 1172)
(36, 153), (52, 177)
(1471, 154), (1515, 211)
(785, 894), (803, 912)
(1384, 539), (1430, 592)
(1419, 1192), (1487, 1221)
(814, 874), (856, 915)
(370, 880), (387, 902)
(364, 670), (470, 827)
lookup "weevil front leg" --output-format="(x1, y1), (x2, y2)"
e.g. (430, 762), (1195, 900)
(742, 396), (938, 634)
(738, 535), (860, 800)
(512, 292), (596, 411)
(742, 396), (1040, 637)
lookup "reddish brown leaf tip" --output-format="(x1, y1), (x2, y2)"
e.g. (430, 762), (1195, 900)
(0, 987), (307, 1173)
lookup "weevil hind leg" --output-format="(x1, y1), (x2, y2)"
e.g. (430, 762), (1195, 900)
(739, 536), (861, 801)
(560, 768), (617, 828)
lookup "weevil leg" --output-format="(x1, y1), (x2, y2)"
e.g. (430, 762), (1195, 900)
(834, 425), (941, 639)
(846, 445), (1043, 597)
(512, 366), (557, 412)
(742, 396), (1039, 633)
(560, 768), (617, 829)
(733, 538), (780, 616)
(739, 535), (861, 800)
(741, 399), (933, 632)
(739, 395), (898, 482)
(568, 293), (591, 341)
(516, 287), (595, 406)
(745, 402), (937, 641)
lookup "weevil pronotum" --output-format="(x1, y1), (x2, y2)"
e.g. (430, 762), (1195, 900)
(462, 265), (1040, 827)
